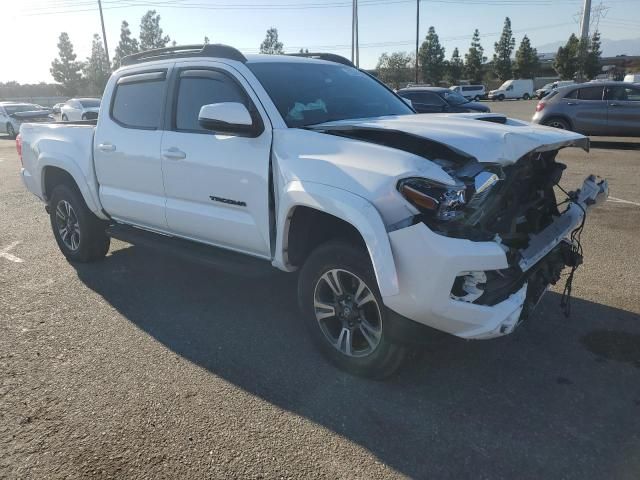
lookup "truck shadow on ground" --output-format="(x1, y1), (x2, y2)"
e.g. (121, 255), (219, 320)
(72, 244), (640, 479)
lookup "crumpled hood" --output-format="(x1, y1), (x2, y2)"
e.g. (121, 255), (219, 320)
(311, 113), (587, 165)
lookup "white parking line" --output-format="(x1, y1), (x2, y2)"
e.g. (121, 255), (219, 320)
(608, 196), (640, 207)
(0, 241), (24, 263)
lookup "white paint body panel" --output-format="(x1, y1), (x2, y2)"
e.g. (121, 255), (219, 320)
(18, 54), (602, 341)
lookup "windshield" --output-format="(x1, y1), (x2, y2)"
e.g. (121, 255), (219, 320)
(4, 104), (43, 114)
(80, 99), (100, 108)
(247, 62), (413, 127)
(442, 90), (469, 106)
(542, 83), (554, 90)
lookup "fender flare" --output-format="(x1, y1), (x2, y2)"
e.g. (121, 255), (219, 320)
(274, 180), (400, 298)
(37, 154), (107, 219)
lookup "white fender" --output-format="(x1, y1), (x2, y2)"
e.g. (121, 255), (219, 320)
(274, 180), (399, 298)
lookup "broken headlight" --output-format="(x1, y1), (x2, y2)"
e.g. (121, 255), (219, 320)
(398, 178), (466, 222)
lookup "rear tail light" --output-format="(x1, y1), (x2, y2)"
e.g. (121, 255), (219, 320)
(15, 134), (23, 166)
(535, 102), (545, 112)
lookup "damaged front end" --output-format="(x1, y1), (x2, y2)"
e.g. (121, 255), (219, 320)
(398, 147), (608, 319)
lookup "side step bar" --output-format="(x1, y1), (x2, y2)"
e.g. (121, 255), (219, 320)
(106, 223), (274, 278)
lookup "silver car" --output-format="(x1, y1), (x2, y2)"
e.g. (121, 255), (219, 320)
(532, 82), (640, 137)
(0, 103), (54, 139)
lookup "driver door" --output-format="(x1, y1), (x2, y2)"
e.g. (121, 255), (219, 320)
(160, 62), (273, 258)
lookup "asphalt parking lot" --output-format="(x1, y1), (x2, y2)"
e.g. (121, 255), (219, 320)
(1, 101), (639, 479)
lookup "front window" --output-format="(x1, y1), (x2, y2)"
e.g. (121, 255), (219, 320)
(442, 90), (469, 105)
(247, 61), (413, 127)
(80, 99), (101, 108)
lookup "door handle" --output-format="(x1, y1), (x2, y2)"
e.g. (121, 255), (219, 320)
(98, 143), (116, 152)
(162, 147), (186, 160)
(609, 103), (621, 107)
(566, 102), (577, 106)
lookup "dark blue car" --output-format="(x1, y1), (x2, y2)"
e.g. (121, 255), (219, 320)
(397, 87), (490, 114)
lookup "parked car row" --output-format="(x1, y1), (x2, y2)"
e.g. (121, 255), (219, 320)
(532, 81), (640, 137)
(0, 102), (54, 139)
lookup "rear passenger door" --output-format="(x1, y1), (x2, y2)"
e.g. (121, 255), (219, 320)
(563, 86), (606, 135)
(160, 62), (273, 257)
(94, 69), (169, 230)
(605, 85), (640, 136)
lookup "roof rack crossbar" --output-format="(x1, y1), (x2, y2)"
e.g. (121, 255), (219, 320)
(121, 44), (247, 66)
(287, 52), (355, 68)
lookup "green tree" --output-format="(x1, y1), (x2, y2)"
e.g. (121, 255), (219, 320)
(139, 10), (170, 51)
(204, 36), (210, 45)
(376, 51), (415, 89)
(50, 32), (84, 96)
(299, 48), (309, 54)
(464, 29), (484, 84)
(582, 30), (602, 79)
(447, 47), (464, 84)
(419, 26), (446, 84)
(493, 17), (516, 81)
(513, 35), (539, 78)
(553, 34), (580, 80)
(260, 27), (284, 54)
(83, 34), (110, 95)
(112, 21), (140, 70)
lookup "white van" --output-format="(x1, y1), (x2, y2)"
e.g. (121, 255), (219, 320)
(624, 73), (640, 83)
(450, 85), (486, 101)
(488, 79), (535, 101)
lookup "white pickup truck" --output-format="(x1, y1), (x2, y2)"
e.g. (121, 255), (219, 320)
(18, 45), (608, 378)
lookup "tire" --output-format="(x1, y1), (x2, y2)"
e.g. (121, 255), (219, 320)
(498, 94), (505, 101)
(62, 114), (68, 121)
(49, 183), (110, 262)
(523, 93), (530, 100)
(81, 114), (87, 120)
(474, 95), (480, 102)
(544, 117), (571, 131)
(6, 123), (16, 139)
(298, 241), (409, 379)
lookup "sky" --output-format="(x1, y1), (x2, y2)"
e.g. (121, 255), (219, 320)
(1, 0), (639, 84)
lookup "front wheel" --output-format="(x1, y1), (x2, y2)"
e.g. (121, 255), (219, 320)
(6, 123), (16, 139)
(49, 183), (110, 262)
(298, 241), (409, 379)
(498, 94), (505, 101)
(474, 95), (481, 102)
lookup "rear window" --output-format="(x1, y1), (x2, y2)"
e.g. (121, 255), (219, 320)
(111, 73), (166, 129)
(577, 86), (604, 101)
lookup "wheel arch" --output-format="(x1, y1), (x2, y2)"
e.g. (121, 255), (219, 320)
(40, 162), (106, 219)
(274, 181), (400, 298)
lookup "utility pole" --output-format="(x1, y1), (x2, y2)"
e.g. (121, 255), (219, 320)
(98, 0), (110, 65)
(415, 0), (420, 83)
(355, 0), (359, 67)
(351, 0), (354, 63)
(579, 0), (592, 42)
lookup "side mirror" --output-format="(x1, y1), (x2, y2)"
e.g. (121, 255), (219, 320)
(401, 97), (413, 108)
(198, 102), (262, 137)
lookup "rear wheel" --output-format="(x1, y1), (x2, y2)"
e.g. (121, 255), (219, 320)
(298, 241), (409, 379)
(81, 114), (87, 120)
(523, 93), (530, 100)
(61, 114), (68, 121)
(474, 95), (481, 101)
(49, 183), (110, 262)
(544, 117), (571, 130)
(6, 123), (16, 139)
